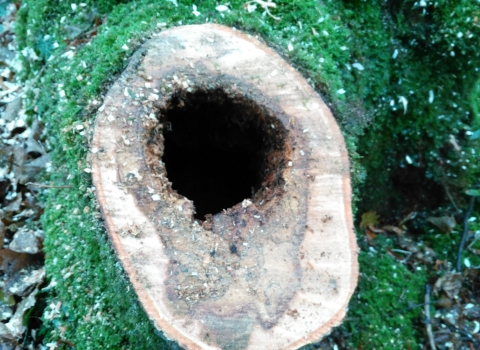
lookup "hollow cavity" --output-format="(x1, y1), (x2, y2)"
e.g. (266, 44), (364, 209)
(160, 88), (286, 220)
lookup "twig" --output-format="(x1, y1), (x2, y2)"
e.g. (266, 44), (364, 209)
(456, 195), (476, 272)
(25, 182), (73, 189)
(424, 285), (436, 350)
(397, 300), (438, 313)
(443, 183), (461, 214)
(391, 248), (413, 263)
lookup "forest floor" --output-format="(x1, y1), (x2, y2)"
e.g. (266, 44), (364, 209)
(0, 2), (479, 350)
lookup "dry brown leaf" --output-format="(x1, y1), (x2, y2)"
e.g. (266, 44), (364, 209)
(8, 228), (41, 254)
(4, 287), (38, 338)
(4, 195), (21, 214)
(14, 153), (51, 185)
(469, 248), (480, 255)
(382, 225), (404, 235)
(0, 249), (40, 275)
(367, 224), (386, 234)
(434, 259), (447, 270)
(365, 229), (377, 246)
(1, 97), (21, 122)
(0, 322), (17, 346)
(427, 216), (457, 233)
(5, 268), (45, 296)
(399, 211), (417, 226)
(436, 295), (453, 309)
(434, 273), (463, 298)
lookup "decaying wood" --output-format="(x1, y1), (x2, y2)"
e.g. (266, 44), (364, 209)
(91, 24), (358, 349)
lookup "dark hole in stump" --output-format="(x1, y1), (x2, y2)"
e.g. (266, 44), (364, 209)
(160, 88), (286, 220)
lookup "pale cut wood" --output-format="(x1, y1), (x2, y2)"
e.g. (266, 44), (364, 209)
(91, 24), (358, 349)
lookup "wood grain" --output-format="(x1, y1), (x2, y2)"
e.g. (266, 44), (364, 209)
(91, 24), (358, 349)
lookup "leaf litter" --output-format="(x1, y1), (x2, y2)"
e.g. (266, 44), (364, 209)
(319, 209), (480, 349)
(0, 3), (48, 349)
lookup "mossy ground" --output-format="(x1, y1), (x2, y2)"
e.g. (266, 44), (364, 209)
(14, 0), (480, 348)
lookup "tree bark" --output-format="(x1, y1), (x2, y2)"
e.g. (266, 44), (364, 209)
(91, 24), (358, 349)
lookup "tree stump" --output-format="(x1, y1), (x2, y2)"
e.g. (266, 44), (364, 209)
(91, 24), (358, 349)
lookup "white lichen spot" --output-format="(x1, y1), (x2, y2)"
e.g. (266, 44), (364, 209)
(398, 96), (408, 114)
(337, 88), (346, 95)
(216, 4), (229, 12)
(192, 4), (201, 16)
(245, 3), (257, 13)
(352, 62), (364, 71)
(122, 44), (129, 51)
(242, 199), (252, 208)
(62, 50), (75, 60)
(288, 42), (293, 51)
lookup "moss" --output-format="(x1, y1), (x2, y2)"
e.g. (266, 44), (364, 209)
(425, 218), (480, 268)
(343, 0), (480, 215)
(15, 0), (480, 348)
(341, 237), (429, 349)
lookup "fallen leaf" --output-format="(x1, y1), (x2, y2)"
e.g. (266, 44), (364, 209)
(382, 225), (404, 235)
(0, 304), (13, 321)
(4, 195), (22, 214)
(367, 224), (386, 234)
(5, 267), (45, 296)
(365, 229), (377, 245)
(360, 211), (379, 229)
(4, 287), (38, 338)
(434, 259), (447, 270)
(436, 295), (453, 309)
(434, 273), (463, 298)
(8, 228), (41, 254)
(0, 322), (17, 346)
(427, 216), (457, 233)
(0, 249), (40, 275)
(399, 211), (417, 226)
(1, 98), (21, 123)
(14, 153), (51, 184)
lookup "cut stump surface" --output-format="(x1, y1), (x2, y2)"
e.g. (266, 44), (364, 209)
(91, 24), (358, 349)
